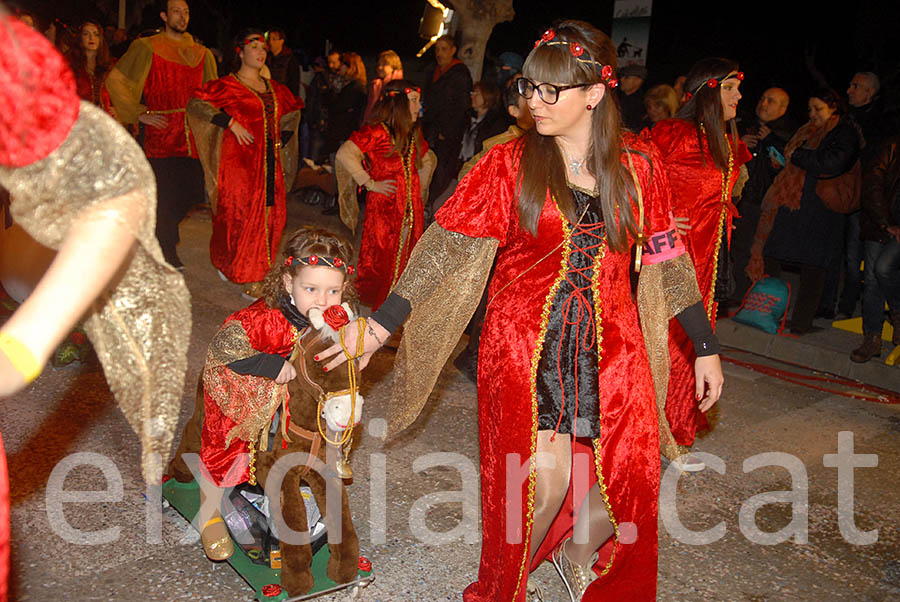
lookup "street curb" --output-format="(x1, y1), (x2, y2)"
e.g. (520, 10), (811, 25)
(716, 318), (899, 393)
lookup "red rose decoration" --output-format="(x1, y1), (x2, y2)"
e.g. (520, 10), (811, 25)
(347, 265), (355, 275)
(69, 331), (86, 345)
(323, 305), (350, 330)
(707, 78), (718, 88)
(541, 29), (555, 42)
(569, 43), (584, 58)
(284, 256), (294, 266)
(607, 78), (619, 89)
(533, 40), (540, 49)
(600, 65), (613, 80)
(262, 584), (282, 597)
(358, 556), (373, 572)
(309, 255), (319, 264)
(334, 257), (343, 267)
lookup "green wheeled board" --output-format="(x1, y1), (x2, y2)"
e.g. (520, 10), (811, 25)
(162, 479), (374, 601)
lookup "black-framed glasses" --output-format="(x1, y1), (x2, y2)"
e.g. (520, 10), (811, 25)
(516, 77), (592, 105)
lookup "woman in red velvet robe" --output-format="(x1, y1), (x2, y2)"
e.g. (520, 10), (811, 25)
(322, 22), (724, 602)
(66, 21), (115, 113)
(188, 31), (303, 291)
(336, 80), (434, 309)
(651, 58), (751, 452)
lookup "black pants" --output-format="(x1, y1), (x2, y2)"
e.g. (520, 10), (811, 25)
(149, 157), (205, 261)
(764, 258), (826, 333)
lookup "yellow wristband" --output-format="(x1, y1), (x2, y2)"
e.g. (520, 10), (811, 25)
(0, 332), (42, 384)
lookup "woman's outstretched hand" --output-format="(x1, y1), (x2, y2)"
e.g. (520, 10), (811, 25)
(694, 354), (724, 412)
(317, 318), (389, 372)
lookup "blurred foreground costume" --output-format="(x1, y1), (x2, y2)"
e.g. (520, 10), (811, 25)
(376, 135), (704, 600)
(0, 17), (191, 485)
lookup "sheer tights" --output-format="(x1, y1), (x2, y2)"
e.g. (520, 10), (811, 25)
(529, 430), (615, 568)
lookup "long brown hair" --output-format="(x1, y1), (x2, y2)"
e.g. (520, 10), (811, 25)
(366, 79), (424, 166)
(261, 227), (357, 308)
(517, 19), (638, 252)
(675, 57), (740, 171)
(67, 20), (111, 74)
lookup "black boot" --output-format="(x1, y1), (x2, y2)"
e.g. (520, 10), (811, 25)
(850, 332), (882, 363)
(322, 194), (339, 216)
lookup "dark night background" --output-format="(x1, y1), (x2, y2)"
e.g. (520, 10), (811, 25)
(11, 0), (900, 127)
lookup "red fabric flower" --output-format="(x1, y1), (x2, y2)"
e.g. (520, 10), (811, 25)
(69, 331), (86, 345)
(569, 43), (585, 58)
(284, 256), (294, 266)
(707, 78), (718, 88)
(323, 305), (350, 330)
(541, 29), (556, 42)
(308, 255), (319, 264)
(736, 71), (745, 81)
(262, 584), (282, 597)
(607, 78), (619, 89)
(600, 65), (613, 80)
(334, 257), (343, 267)
(358, 556), (373, 572)
(347, 265), (355, 275)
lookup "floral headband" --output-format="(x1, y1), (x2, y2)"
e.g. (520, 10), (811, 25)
(236, 34), (266, 55)
(284, 255), (355, 275)
(384, 86), (421, 98)
(685, 70), (744, 100)
(533, 29), (618, 89)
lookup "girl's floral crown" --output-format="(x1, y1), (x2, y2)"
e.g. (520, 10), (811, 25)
(284, 255), (355, 275)
(685, 70), (744, 101)
(236, 34), (266, 55)
(533, 29), (618, 89)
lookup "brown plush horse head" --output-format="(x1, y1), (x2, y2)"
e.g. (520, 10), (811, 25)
(252, 308), (364, 596)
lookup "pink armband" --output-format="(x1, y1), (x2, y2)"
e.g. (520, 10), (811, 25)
(641, 214), (686, 265)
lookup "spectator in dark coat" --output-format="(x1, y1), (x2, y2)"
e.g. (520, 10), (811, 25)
(730, 87), (797, 303)
(323, 52), (367, 156)
(304, 52), (340, 163)
(748, 88), (861, 334)
(850, 136), (900, 361)
(265, 29), (300, 97)
(422, 34), (473, 213)
(616, 64), (649, 131)
(458, 80), (510, 166)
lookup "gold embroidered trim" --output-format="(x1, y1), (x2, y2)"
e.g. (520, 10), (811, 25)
(700, 125), (734, 321)
(588, 241), (619, 577)
(512, 202), (572, 601)
(391, 125), (417, 287)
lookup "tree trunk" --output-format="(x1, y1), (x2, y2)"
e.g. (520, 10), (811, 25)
(451, 0), (514, 81)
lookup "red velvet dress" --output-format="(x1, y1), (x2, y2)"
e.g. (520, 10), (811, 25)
(437, 134), (678, 601)
(200, 299), (300, 486)
(651, 119), (751, 445)
(350, 125), (427, 309)
(193, 75), (303, 283)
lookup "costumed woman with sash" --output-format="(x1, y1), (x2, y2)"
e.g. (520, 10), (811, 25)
(188, 30), (303, 297)
(336, 80), (436, 309)
(650, 58), (751, 467)
(321, 21), (723, 601)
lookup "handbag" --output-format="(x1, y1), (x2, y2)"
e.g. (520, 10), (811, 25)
(816, 159), (861, 214)
(731, 276), (791, 334)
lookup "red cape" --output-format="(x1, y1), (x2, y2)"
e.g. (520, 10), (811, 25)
(651, 119), (751, 445)
(436, 134), (676, 601)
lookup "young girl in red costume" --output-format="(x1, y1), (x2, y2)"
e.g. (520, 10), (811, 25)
(190, 226), (356, 561)
(322, 20), (724, 602)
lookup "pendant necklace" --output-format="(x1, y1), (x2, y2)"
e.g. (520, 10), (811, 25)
(566, 152), (587, 177)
